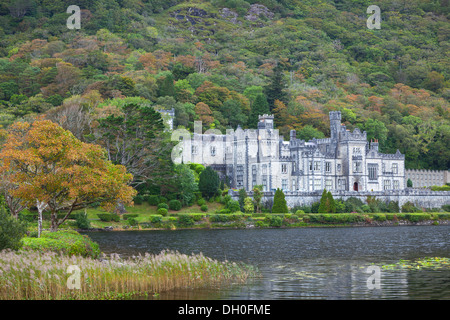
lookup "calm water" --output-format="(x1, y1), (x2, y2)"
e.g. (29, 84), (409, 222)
(84, 226), (450, 300)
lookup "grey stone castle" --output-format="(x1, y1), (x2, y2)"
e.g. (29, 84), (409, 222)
(180, 111), (406, 193)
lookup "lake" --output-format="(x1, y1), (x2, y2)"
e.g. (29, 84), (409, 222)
(84, 225), (450, 300)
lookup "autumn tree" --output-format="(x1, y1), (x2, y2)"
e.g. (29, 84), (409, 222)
(0, 120), (136, 236)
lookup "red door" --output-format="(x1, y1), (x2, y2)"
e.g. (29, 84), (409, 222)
(353, 182), (359, 191)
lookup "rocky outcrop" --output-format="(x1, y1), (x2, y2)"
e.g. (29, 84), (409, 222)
(245, 4), (274, 21)
(220, 8), (240, 24)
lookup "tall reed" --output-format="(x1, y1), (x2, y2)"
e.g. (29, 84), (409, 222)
(0, 249), (258, 300)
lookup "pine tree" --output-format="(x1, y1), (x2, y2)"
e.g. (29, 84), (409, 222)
(265, 63), (287, 111)
(327, 191), (336, 213)
(248, 93), (270, 128)
(198, 166), (220, 199)
(272, 188), (288, 213)
(318, 189), (328, 213)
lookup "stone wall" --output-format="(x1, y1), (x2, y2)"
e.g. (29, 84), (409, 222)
(229, 189), (450, 210)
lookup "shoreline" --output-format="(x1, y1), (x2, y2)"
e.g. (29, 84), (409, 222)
(77, 219), (450, 232)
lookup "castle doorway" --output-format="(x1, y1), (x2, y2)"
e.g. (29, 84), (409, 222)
(353, 182), (359, 191)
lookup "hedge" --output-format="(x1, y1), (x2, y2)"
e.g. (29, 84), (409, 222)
(122, 214), (139, 220)
(21, 230), (101, 258)
(97, 213), (120, 222)
(169, 200), (182, 211)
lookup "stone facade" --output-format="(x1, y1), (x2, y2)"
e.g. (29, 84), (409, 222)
(405, 169), (450, 188)
(181, 111), (406, 193)
(229, 189), (450, 210)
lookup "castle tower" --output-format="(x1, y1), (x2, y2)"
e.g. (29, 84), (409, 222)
(257, 114), (274, 130)
(329, 111), (341, 141)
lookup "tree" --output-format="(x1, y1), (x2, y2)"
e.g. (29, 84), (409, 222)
(93, 103), (167, 188)
(0, 120), (136, 236)
(238, 188), (248, 212)
(265, 63), (287, 110)
(407, 178), (413, 188)
(272, 188), (288, 213)
(198, 166), (220, 199)
(248, 93), (270, 128)
(175, 164), (198, 206)
(318, 189), (336, 213)
(253, 185), (263, 213)
(0, 206), (27, 251)
(244, 197), (254, 214)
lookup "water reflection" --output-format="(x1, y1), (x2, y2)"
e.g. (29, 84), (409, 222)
(84, 226), (450, 300)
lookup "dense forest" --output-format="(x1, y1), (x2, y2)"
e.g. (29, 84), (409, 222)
(0, 0), (448, 182)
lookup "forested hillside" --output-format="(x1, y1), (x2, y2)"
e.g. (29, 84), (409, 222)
(0, 0), (448, 171)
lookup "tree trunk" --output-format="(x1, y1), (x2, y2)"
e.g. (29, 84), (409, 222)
(36, 200), (47, 238)
(115, 201), (127, 214)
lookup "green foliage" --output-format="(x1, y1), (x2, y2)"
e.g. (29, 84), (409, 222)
(226, 200), (241, 213)
(198, 167), (220, 199)
(243, 197), (254, 214)
(178, 214), (194, 227)
(407, 179), (413, 188)
(97, 213), (120, 222)
(168, 199), (182, 211)
(133, 195), (144, 205)
(75, 211), (91, 230)
(122, 214), (139, 220)
(157, 208), (168, 216)
(0, 208), (27, 251)
(272, 189), (288, 213)
(157, 203), (169, 210)
(318, 189), (336, 213)
(21, 230), (101, 258)
(148, 195), (160, 206)
(200, 204), (208, 212)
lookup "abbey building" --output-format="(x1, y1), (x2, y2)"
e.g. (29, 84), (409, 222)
(180, 111), (406, 193)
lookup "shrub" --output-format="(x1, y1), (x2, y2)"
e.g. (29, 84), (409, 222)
(157, 203), (169, 210)
(150, 215), (163, 224)
(178, 214), (194, 227)
(157, 208), (168, 216)
(21, 230), (101, 258)
(148, 195), (160, 206)
(169, 199), (182, 211)
(295, 210), (305, 215)
(97, 213), (112, 222)
(0, 208), (27, 251)
(226, 200), (241, 213)
(201, 204), (208, 212)
(373, 214), (386, 221)
(437, 213), (450, 220)
(401, 201), (419, 213)
(128, 218), (138, 226)
(122, 213), (139, 220)
(197, 198), (206, 206)
(221, 195), (231, 205)
(159, 197), (168, 204)
(272, 188), (288, 213)
(133, 195), (144, 205)
(75, 211), (91, 230)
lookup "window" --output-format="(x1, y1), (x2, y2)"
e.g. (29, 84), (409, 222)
(368, 164), (378, 180)
(382, 163), (385, 173)
(353, 162), (362, 173)
(325, 162), (331, 173)
(353, 147), (361, 155)
(325, 179), (332, 190)
(262, 176), (267, 191)
(192, 145), (197, 154)
(292, 179), (296, 191)
(338, 179), (346, 190)
(314, 179), (321, 191)
(262, 164), (267, 174)
(281, 163), (287, 174)
(282, 179), (288, 191)
(393, 180), (399, 190)
(384, 180), (391, 190)
(309, 161), (313, 171)
(293, 162), (296, 173)
(392, 163), (398, 174)
(337, 164), (341, 172)
(236, 165), (244, 187)
(210, 146), (216, 157)
(314, 161), (320, 171)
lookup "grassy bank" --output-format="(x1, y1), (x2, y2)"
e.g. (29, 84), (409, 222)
(18, 203), (450, 232)
(0, 247), (258, 300)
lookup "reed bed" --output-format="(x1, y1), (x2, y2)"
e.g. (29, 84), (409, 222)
(0, 249), (258, 300)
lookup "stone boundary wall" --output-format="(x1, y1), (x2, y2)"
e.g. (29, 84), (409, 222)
(229, 189), (450, 210)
